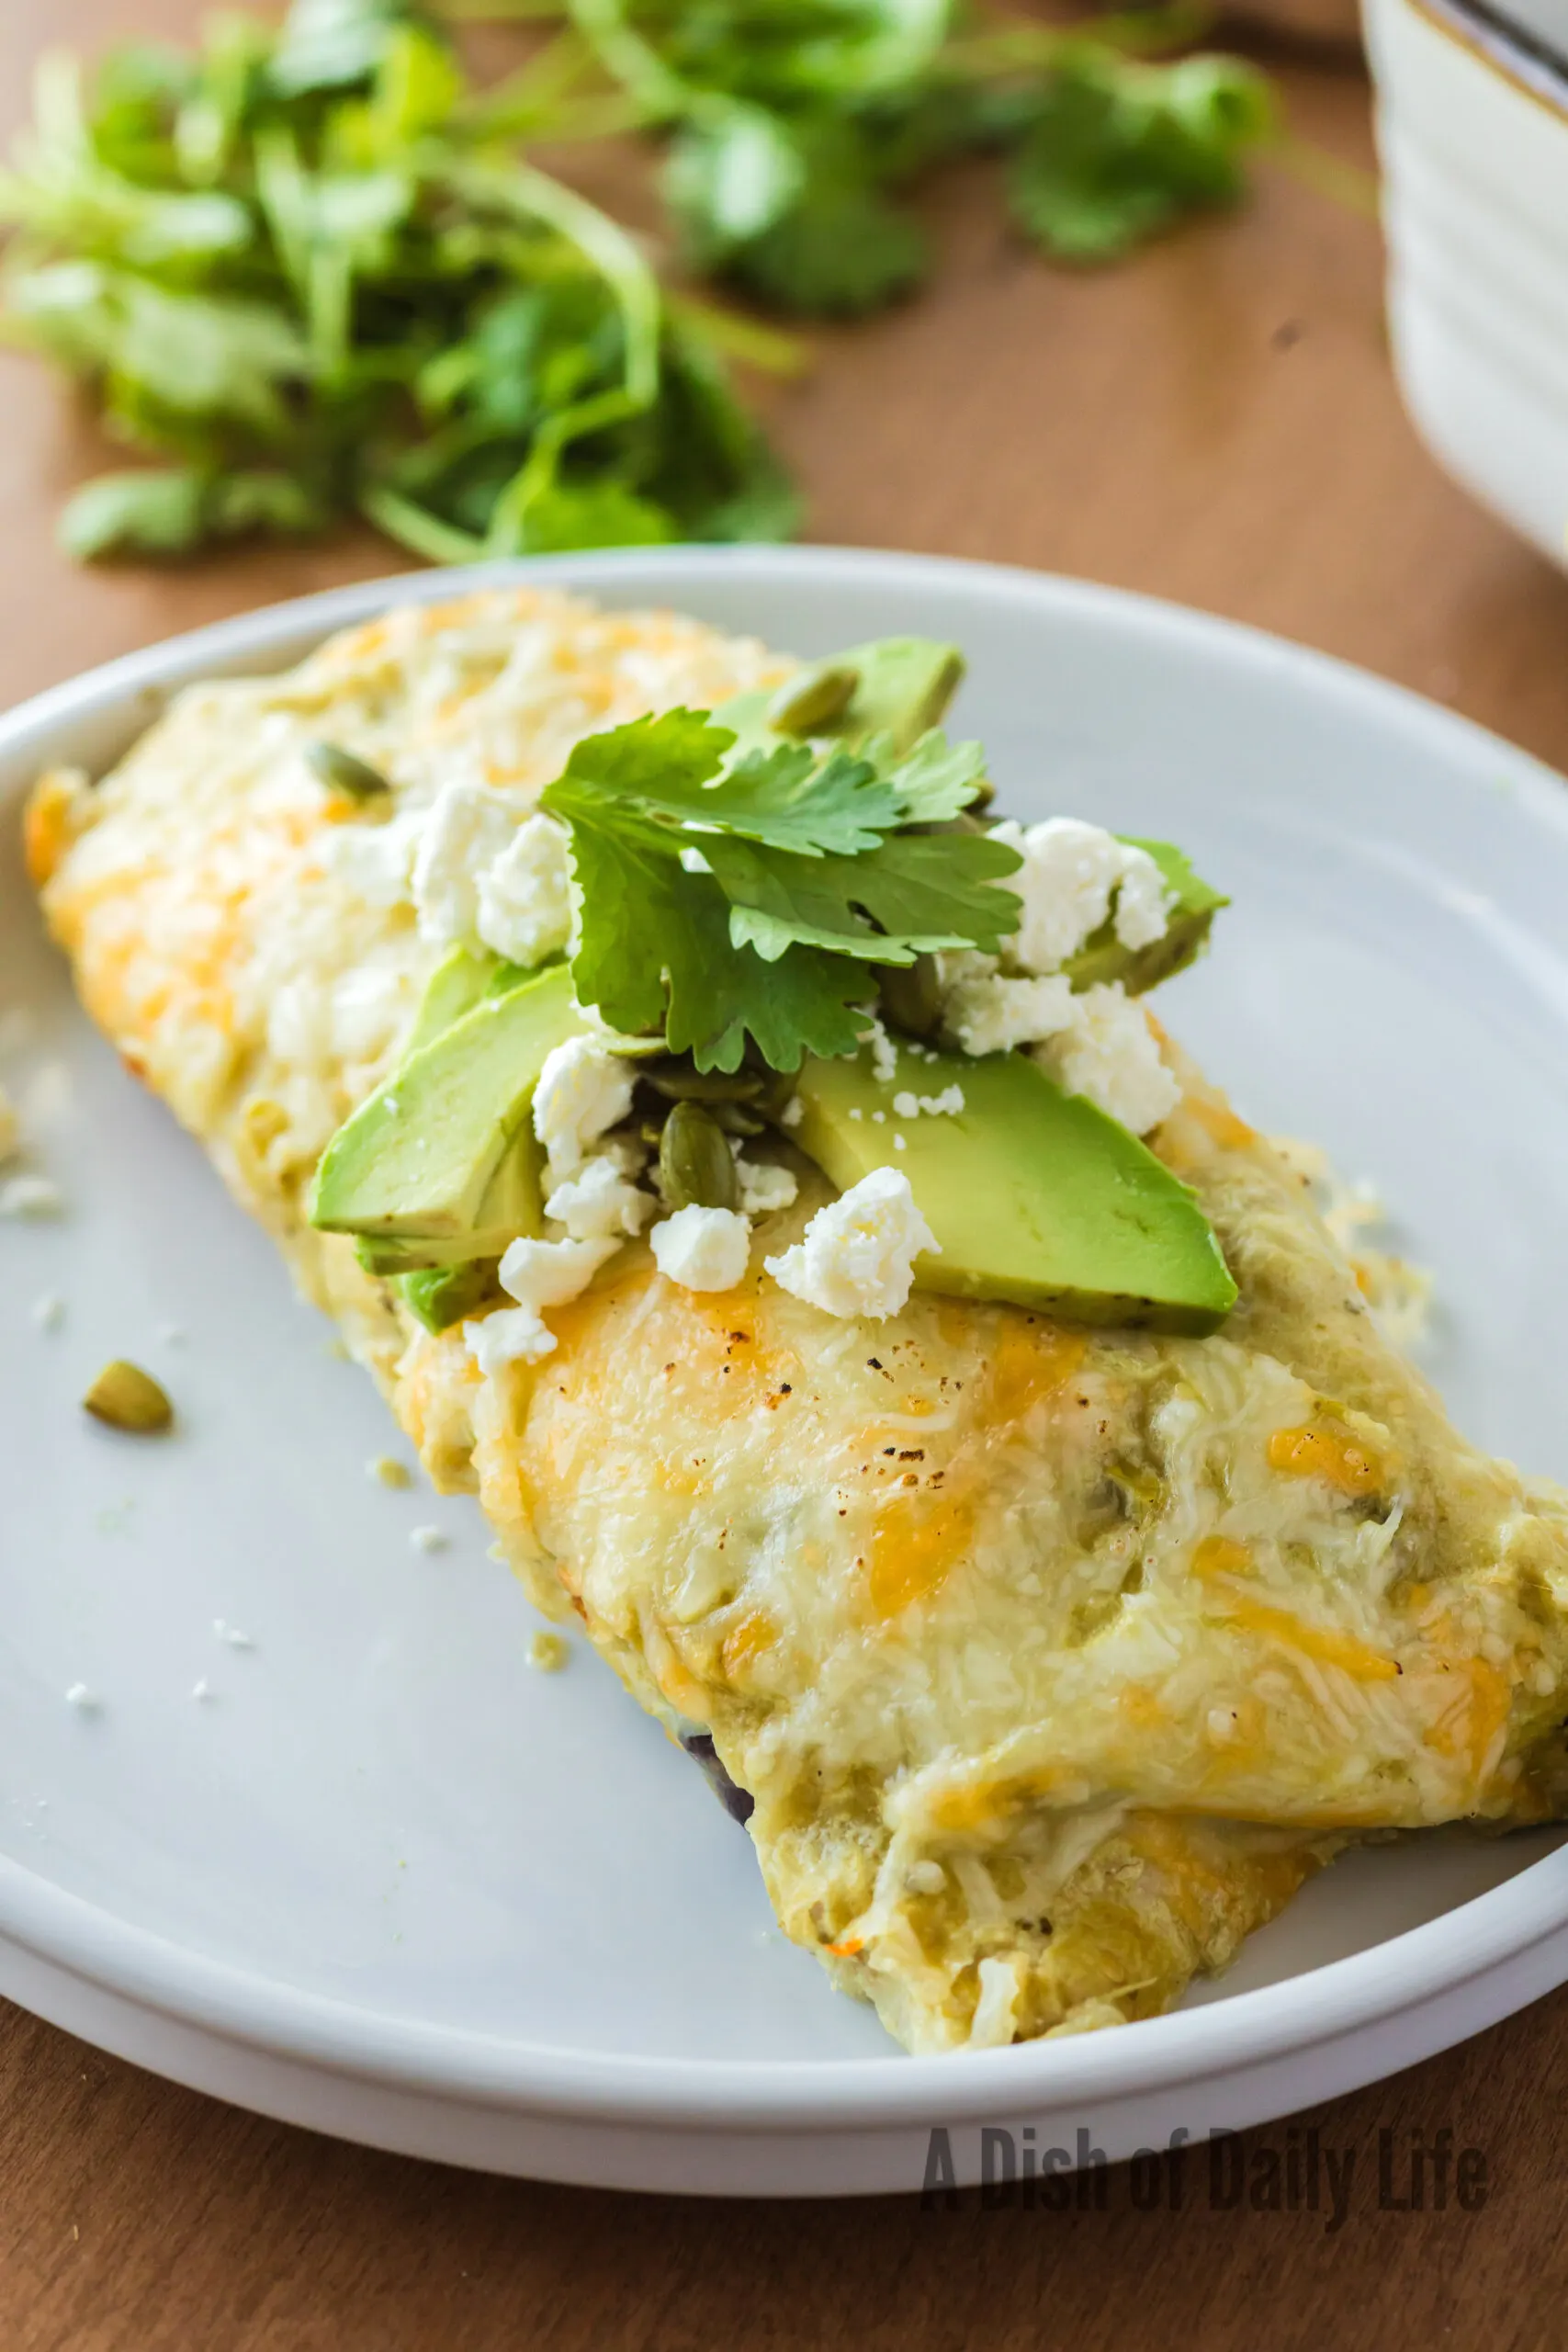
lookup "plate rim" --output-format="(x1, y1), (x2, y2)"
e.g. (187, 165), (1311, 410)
(6, 539), (1568, 2136)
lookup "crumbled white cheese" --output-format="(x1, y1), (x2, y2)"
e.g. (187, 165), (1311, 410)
(1111, 849), (1174, 951)
(650, 1204), (751, 1292)
(411, 780), (520, 948)
(0, 1173), (63, 1219)
(891, 1085), (964, 1120)
(991, 819), (1172, 974)
(191, 1679), (213, 1702)
(942, 959), (1076, 1057)
(465, 1233), (620, 1372)
(545, 1152), (656, 1240)
(780, 1094), (804, 1129)
(533, 1035), (636, 1182)
(0, 1082), (18, 1164)
(409, 1525), (448, 1555)
(765, 1167), (937, 1319)
(214, 1620), (254, 1650)
(322, 808), (424, 907)
(31, 1294), (64, 1333)
(1034, 982), (1179, 1136)
(858, 1015), (899, 1085)
(731, 1149), (798, 1217)
(64, 1683), (99, 1713)
(474, 812), (573, 968)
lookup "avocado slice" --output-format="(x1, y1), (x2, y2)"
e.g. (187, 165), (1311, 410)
(403, 947), (501, 1059)
(711, 637), (964, 765)
(397, 1259), (499, 1336)
(402, 944), (551, 1060)
(310, 961), (585, 1243)
(1063, 840), (1229, 999)
(349, 1130), (537, 1271)
(791, 1040), (1236, 1334)
(824, 637), (965, 756)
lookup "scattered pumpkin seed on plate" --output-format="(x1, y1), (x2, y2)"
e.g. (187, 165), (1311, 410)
(82, 1360), (173, 1434)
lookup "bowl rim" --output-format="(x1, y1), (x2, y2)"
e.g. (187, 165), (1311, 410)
(1397, 0), (1568, 119)
(6, 538), (1568, 2133)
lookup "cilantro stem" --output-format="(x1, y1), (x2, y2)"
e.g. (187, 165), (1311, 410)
(358, 481), (486, 563)
(563, 0), (690, 126)
(667, 293), (810, 379)
(942, 1), (1219, 74)
(462, 26), (630, 140)
(1271, 134), (1380, 222)
(436, 0), (569, 18)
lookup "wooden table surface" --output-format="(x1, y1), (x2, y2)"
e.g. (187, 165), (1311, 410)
(6, 6), (1568, 2346)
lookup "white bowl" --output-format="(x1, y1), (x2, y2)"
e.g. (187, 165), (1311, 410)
(5, 546), (1568, 2195)
(1368, 0), (1568, 569)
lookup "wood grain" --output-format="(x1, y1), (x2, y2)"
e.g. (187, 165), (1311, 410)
(4, 8), (1568, 2346)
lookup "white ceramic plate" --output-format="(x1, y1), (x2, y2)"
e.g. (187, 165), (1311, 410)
(4, 547), (1568, 2197)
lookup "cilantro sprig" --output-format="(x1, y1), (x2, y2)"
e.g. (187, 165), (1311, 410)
(560, 0), (1275, 316)
(541, 706), (1021, 1070)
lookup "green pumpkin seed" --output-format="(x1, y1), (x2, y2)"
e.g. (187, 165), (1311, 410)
(644, 1060), (765, 1105)
(660, 1101), (738, 1211)
(878, 951), (943, 1039)
(766, 662), (859, 736)
(82, 1360), (173, 1434)
(905, 807), (993, 837)
(709, 1102), (766, 1136)
(307, 740), (391, 802)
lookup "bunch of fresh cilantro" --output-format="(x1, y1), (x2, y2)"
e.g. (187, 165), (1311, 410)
(0, 0), (796, 561)
(542, 704), (1021, 1069)
(0, 0), (1279, 565)
(558, 0), (1276, 314)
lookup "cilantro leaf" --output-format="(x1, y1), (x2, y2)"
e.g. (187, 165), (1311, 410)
(547, 708), (736, 811)
(58, 466), (208, 560)
(554, 792), (866, 1071)
(663, 106), (807, 249)
(517, 479), (678, 553)
(664, 102), (926, 316)
(711, 743), (908, 854)
(880, 732), (990, 825)
(663, 901), (872, 1072)
(59, 461), (327, 559)
(1008, 55), (1273, 266)
(707, 830), (1021, 966)
(546, 709), (987, 859)
(712, 168), (928, 317)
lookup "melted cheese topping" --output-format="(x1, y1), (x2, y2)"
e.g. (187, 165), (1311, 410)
(34, 587), (1568, 2055)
